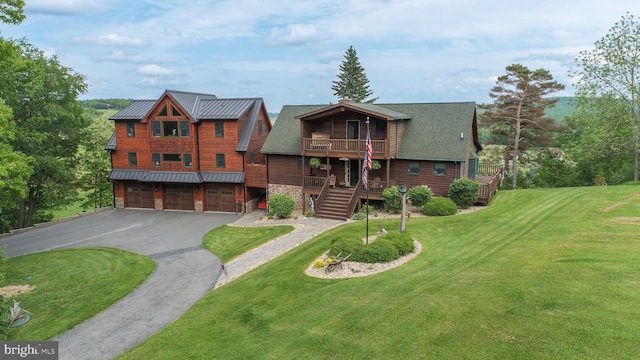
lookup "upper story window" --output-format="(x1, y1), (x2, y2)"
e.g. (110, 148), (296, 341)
(216, 154), (226, 168)
(152, 153), (161, 167)
(323, 120), (331, 134)
(183, 154), (193, 168)
(126, 123), (135, 137)
(151, 120), (190, 137)
(376, 120), (387, 135)
(128, 152), (137, 167)
(408, 161), (419, 175)
(162, 153), (182, 162)
(215, 123), (224, 138)
(258, 120), (263, 136)
(434, 162), (446, 176)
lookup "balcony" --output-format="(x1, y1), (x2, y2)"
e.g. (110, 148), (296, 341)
(302, 137), (387, 158)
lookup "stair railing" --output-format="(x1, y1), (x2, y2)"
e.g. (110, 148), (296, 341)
(346, 180), (363, 218)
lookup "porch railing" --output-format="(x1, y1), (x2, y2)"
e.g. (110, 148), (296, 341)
(303, 176), (327, 190)
(303, 138), (386, 156)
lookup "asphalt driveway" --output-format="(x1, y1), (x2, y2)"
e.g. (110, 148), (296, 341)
(1, 208), (241, 360)
(2, 208), (240, 258)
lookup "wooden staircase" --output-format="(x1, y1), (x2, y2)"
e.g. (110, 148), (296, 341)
(316, 187), (354, 220)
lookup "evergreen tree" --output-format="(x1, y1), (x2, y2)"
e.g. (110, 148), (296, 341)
(331, 46), (377, 103)
(480, 64), (565, 189)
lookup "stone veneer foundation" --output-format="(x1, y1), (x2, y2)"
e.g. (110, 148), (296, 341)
(268, 184), (304, 209)
(115, 197), (124, 209)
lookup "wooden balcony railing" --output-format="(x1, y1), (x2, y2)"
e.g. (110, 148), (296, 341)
(303, 138), (387, 157)
(477, 166), (503, 205)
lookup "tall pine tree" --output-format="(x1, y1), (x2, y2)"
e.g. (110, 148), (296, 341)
(331, 46), (377, 103)
(480, 64), (564, 189)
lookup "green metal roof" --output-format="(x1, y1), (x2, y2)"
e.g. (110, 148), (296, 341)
(261, 105), (323, 155)
(261, 102), (479, 161)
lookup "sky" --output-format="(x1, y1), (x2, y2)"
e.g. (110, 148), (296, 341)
(1, 0), (637, 112)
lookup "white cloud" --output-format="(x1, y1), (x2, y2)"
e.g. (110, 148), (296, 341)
(266, 24), (323, 46)
(97, 34), (145, 47)
(138, 64), (174, 76)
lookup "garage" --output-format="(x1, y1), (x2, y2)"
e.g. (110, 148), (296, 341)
(204, 185), (236, 212)
(164, 185), (194, 211)
(125, 182), (154, 209)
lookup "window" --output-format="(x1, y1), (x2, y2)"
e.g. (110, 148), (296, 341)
(258, 120), (263, 136)
(408, 161), (419, 175)
(151, 121), (161, 137)
(183, 154), (192, 168)
(126, 123), (135, 137)
(468, 157), (478, 179)
(323, 120), (331, 134)
(152, 153), (161, 167)
(171, 106), (182, 117)
(434, 162), (446, 176)
(216, 154), (226, 168)
(162, 153), (182, 162)
(249, 152), (254, 161)
(298, 157), (303, 168)
(128, 152), (137, 167)
(163, 121), (178, 137)
(215, 123), (224, 138)
(158, 105), (168, 117)
(376, 120), (387, 135)
(180, 121), (190, 137)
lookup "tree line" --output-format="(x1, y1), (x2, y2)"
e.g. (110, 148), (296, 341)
(0, 3), (114, 233)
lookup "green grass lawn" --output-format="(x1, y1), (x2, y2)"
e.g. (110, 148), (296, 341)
(203, 224), (294, 263)
(4, 247), (155, 340)
(122, 185), (640, 359)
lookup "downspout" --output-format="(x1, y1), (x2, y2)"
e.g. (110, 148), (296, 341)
(195, 123), (201, 170)
(242, 152), (247, 213)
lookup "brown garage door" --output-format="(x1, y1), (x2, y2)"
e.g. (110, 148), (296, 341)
(204, 185), (235, 212)
(164, 185), (194, 211)
(125, 183), (154, 208)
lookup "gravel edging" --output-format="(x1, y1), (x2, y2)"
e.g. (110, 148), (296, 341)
(304, 240), (422, 279)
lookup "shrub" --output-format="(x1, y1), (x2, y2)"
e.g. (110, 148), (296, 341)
(360, 239), (399, 263)
(382, 186), (402, 214)
(352, 212), (367, 220)
(380, 232), (415, 255)
(407, 185), (432, 208)
(312, 259), (326, 268)
(448, 179), (480, 209)
(421, 197), (457, 216)
(304, 209), (315, 218)
(329, 235), (363, 260)
(0, 247), (8, 340)
(328, 235), (403, 264)
(267, 194), (295, 218)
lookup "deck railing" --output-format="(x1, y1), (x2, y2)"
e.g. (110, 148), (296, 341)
(303, 138), (386, 156)
(477, 167), (503, 205)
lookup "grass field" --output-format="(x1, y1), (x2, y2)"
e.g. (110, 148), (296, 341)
(121, 185), (640, 359)
(4, 248), (155, 340)
(203, 224), (294, 263)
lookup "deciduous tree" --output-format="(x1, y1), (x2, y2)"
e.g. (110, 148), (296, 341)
(0, 39), (87, 228)
(571, 12), (640, 182)
(0, 0), (25, 25)
(480, 64), (565, 189)
(331, 46), (377, 103)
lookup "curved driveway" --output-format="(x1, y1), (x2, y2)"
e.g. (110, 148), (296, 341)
(1, 209), (241, 360)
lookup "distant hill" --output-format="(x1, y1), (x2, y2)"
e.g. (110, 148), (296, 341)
(478, 97), (576, 125)
(80, 99), (132, 111)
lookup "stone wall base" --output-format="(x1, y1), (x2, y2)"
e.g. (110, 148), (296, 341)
(115, 197), (124, 209)
(268, 184), (303, 209)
